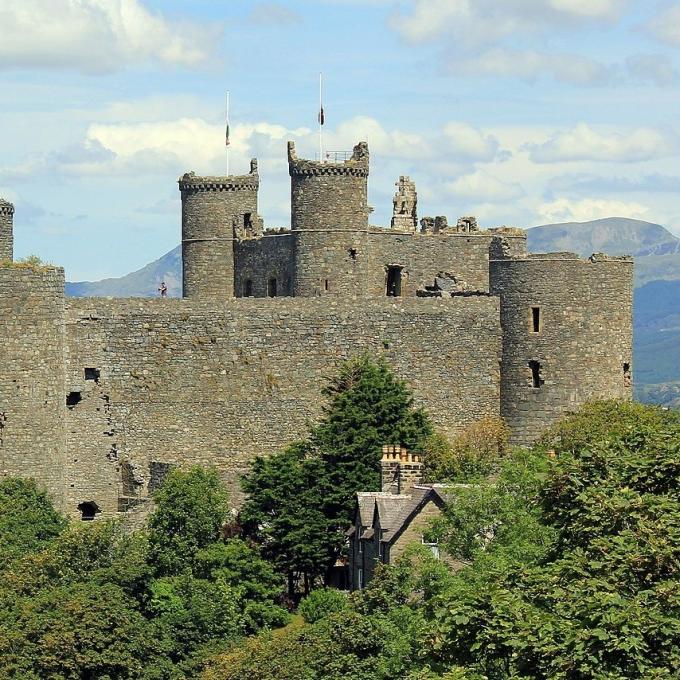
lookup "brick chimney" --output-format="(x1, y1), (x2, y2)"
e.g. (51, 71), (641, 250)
(380, 445), (424, 495)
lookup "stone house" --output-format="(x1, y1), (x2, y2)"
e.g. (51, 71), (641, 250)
(348, 446), (449, 590)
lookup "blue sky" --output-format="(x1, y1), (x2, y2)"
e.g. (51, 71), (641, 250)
(2, 0), (680, 280)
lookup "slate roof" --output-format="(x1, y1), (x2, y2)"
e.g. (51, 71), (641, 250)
(353, 484), (457, 547)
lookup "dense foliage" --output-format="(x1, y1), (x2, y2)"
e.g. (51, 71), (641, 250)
(241, 353), (433, 592)
(0, 468), (288, 679)
(212, 401), (680, 679)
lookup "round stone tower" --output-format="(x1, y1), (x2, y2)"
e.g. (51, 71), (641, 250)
(490, 252), (634, 445)
(0, 198), (14, 262)
(288, 141), (370, 297)
(179, 160), (259, 299)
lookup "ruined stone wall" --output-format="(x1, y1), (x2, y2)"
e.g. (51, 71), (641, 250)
(0, 200), (13, 262)
(490, 253), (634, 444)
(0, 267), (67, 508)
(62, 295), (501, 516)
(367, 231), (526, 295)
(234, 232), (295, 297)
(180, 171), (259, 300)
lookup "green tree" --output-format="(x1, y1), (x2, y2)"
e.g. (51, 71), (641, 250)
(424, 401), (680, 679)
(148, 466), (230, 576)
(241, 354), (432, 591)
(313, 353), (433, 530)
(0, 478), (66, 568)
(241, 443), (333, 594)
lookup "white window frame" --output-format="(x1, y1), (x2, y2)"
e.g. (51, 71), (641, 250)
(422, 536), (440, 559)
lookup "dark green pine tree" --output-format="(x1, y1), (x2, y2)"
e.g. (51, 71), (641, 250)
(241, 353), (433, 591)
(313, 353), (433, 533)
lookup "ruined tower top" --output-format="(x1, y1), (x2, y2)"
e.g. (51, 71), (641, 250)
(391, 176), (417, 231)
(0, 198), (14, 262)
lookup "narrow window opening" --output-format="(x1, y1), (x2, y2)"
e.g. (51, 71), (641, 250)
(243, 212), (252, 228)
(623, 362), (631, 387)
(324, 279), (330, 292)
(529, 361), (544, 389)
(348, 248), (357, 260)
(78, 501), (99, 521)
(244, 279), (253, 297)
(268, 278), (277, 297)
(66, 391), (82, 408)
(531, 307), (541, 333)
(84, 368), (100, 383)
(386, 266), (403, 297)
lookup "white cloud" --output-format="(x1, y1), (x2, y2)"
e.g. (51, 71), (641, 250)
(646, 5), (680, 48)
(390, 0), (627, 45)
(443, 123), (505, 162)
(538, 197), (649, 222)
(445, 170), (525, 202)
(447, 48), (614, 85)
(0, 0), (219, 73)
(526, 124), (678, 163)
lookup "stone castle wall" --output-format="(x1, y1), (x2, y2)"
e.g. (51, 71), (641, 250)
(62, 295), (501, 514)
(490, 253), (634, 443)
(0, 267), (67, 507)
(234, 232), (295, 297)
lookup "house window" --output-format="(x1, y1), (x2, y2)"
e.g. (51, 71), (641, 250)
(386, 266), (403, 297)
(243, 279), (253, 297)
(529, 360), (544, 389)
(422, 537), (440, 559)
(530, 306), (541, 333)
(268, 278), (277, 297)
(358, 568), (364, 590)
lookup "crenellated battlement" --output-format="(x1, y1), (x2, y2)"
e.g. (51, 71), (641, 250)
(179, 160), (259, 194)
(0, 199), (15, 216)
(287, 141), (369, 177)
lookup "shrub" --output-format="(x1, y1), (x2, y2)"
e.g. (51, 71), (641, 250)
(298, 587), (347, 623)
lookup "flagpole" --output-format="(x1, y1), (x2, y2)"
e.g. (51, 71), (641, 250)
(226, 90), (230, 176)
(318, 72), (323, 162)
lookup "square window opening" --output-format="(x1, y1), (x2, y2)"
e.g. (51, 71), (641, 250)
(84, 368), (100, 383)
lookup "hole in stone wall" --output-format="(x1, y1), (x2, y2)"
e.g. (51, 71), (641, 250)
(348, 248), (357, 260)
(84, 368), (100, 383)
(529, 361), (544, 389)
(78, 501), (99, 521)
(324, 279), (330, 292)
(268, 278), (277, 297)
(149, 462), (175, 495)
(243, 212), (252, 228)
(531, 307), (541, 333)
(623, 362), (631, 387)
(244, 279), (253, 297)
(386, 266), (403, 297)
(66, 392), (82, 408)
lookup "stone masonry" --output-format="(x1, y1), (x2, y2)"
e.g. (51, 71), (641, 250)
(0, 137), (633, 521)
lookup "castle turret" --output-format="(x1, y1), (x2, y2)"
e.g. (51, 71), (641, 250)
(288, 141), (370, 296)
(490, 252), (634, 445)
(0, 198), (14, 262)
(179, 160), (259, 299)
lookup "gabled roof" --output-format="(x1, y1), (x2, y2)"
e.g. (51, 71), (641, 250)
(352, 484), (461, 548)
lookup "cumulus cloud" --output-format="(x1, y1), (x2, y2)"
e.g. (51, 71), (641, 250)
(445, 170), (525, 203)
(442, 123), (506, 162)
(538, 197), (649, 223)
(0, 0), (219, 73)
(525, 124), (678, 163)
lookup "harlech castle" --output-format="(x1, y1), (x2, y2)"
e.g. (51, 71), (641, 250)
(0, 141), (633, 521)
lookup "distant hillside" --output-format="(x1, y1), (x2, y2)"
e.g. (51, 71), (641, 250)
(65, 246), (182, 298)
